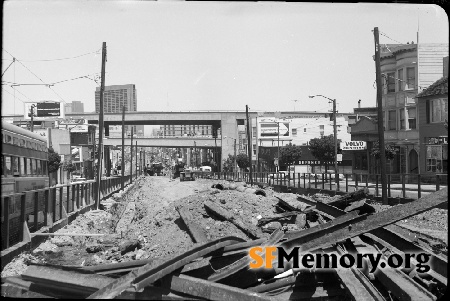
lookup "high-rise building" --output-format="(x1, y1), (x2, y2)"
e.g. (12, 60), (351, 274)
(64, 101), (84, 114)
(95, 84), (137, 113)
(95, 84), (143, 136)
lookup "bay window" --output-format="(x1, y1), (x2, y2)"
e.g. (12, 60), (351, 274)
(388, 110), (397, 130)
(406, 67), (415, 90)
(397, 69), (403, 91)
(387, 72), (395, 93)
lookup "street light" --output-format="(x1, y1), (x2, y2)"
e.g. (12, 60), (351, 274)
(309, 95), (339, 191)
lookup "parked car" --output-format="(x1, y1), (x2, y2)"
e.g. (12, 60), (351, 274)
(269, 171), (289, 179)
(199, 166), (212, 172)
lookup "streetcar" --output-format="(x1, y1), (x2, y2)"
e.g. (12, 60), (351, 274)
(1, 121), (49, 196)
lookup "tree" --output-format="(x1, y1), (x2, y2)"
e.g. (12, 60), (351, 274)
(48, 147), (62, 173)
(62, 159), (77, 179)
(222, 154), (236, 172)
(280, 143), (302, 171)
(370, 141), (397, 160)
(308, 135), (341, 173)
(236, 153), (250, 171)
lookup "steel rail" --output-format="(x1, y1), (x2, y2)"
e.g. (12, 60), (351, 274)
(87, 236), (245, 299)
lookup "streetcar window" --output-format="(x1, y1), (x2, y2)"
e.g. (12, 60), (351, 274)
(26, 141), (32, 149)
(30, 159), (35, 175)
(6, 135), (12, 144)
(19, 139), (26, 147)
(1, 156), (4, 177)
(13, 137), (19, 145)
(12, 156), (19, 176)
(23, 158), (27, 175)
(4, 156), (12, 176)
(36, 159), (41, 175)
(20, 157), (26, 175)
(27, 158), (33, 176)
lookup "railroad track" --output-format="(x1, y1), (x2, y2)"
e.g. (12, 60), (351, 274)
(1, 187), (447, 300)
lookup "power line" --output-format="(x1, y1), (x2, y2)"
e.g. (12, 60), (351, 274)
(16, 48), (101, 62)
(2, 87), (26, 103)
(379, 31), (403, 44)
(3, 72), (101, 86)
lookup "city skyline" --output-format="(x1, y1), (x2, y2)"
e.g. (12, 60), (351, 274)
(2, 2), (448, 117)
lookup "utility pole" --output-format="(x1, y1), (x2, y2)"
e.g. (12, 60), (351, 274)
(277, 121), (280, 173)
(30, 104), (36, 132)
(332, 99), (339, 191)
(130, 127), (133, 183)
(135, 141), (138, 180)
(234, 138), (237, 172)
(374, 27), (388, 204)
(96, 42), (107, 210)
(246, 105), (253, 186)
(121, 106), (125, 190)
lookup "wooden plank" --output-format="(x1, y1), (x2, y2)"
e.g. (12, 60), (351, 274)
(204, 201), (262, 239)
(176, 206), (208, 243)
(326, 187), (369, 209)
(350, 237), (437, 301)
(282, 187), (448, 256)
(161, 274), (279, 301)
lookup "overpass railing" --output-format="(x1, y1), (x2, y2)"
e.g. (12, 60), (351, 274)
(196, 172), (447, 200)
(1, 175), (133, 251)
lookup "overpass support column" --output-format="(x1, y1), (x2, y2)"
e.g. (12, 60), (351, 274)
(220, 116), (239, 172)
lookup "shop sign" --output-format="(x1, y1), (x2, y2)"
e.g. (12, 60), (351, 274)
(340, 141), (367, 150)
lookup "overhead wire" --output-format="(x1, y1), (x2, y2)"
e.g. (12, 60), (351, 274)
(16, 48), (101, 62)
(2, 87), (26, 103)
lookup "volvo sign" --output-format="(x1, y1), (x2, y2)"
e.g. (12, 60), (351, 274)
(340, 141), (367, 150)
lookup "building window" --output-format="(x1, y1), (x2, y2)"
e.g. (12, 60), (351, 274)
(408, 107), (416, 129)
(388, 110), (397, 130)
(304, 128), (306, 133)
(387, 72), (395, 93)
(426, 144), (447, 173)
(406, 67), (415, 90)
(292, 128), (297, 137)
(430, 98), (448, 123)
(400, 109), (406, 129)
(319, 125), (324, 137)
(397, 69), (403, 91)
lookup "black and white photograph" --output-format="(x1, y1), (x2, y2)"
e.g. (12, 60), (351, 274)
(1, 1), (448, 300)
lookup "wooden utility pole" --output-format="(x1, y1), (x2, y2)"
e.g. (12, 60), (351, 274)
(130, 126), (133, 183)
(332, 98), (339, 191)
(246, 105), (253, 186)
(135, 141), (138, 180)
(374, 27), (388, 204)
(121, 106), (125, 190)
(96, 42), (107, 210)
(30, 104), (36, 132)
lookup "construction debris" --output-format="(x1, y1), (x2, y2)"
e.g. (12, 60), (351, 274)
(1, 176), (447, 300)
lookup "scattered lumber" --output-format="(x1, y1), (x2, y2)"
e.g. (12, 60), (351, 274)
(256, 212), (298, 226)
(176, 206), (209, 243)
(326, 187), (369, 209)
(204, 201), (262, 239)
(273, 195), (311, 212)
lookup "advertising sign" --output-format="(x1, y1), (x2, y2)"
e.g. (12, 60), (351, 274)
(340, 141), (367, 150)
(259, 121), (290, 138)
(24, 101), (64, 119)
(71, 146), (82, 162)
(70, 124), (89, 133)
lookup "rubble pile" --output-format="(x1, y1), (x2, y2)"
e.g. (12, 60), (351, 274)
(1, 176), (447, 300)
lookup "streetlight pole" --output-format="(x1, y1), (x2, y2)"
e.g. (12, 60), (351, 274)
(309, 95), (339, 191)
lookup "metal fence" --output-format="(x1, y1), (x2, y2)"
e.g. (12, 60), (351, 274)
(1, 175), (133, 251)
(196, 172), (447, 200)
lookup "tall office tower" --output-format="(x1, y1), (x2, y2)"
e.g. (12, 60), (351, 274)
(65, 101), (85, 114)
(95, 84), (143, 135)
(71, 101), (84, 113)
(95, 84), (137, 113)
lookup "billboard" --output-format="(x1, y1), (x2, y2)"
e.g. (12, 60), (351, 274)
(340, 141), (367, 150)
(70, 124), (89, 133)
(259, 121), (291, 138)
(24, 101), (64, 119)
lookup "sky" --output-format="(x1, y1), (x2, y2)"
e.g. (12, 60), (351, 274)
(2, 1), (449, 119)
